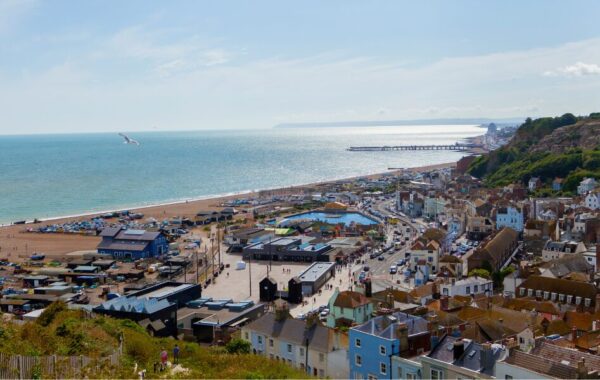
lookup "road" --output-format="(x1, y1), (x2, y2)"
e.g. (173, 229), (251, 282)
(357, 197), (423, 292)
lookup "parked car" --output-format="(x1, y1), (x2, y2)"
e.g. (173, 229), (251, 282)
(377, 256), (385, 261)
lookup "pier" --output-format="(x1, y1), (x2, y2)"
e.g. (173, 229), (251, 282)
(347, 143), (481, 152)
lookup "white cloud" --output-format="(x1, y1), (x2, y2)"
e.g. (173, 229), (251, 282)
(2, 33), (600, 134)
(543, 61), (600, 77)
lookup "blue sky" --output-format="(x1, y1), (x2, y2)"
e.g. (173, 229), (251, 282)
(1, 0), (600, 134)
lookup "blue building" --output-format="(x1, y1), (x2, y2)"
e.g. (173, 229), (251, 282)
(349, 312), (433, 380)
(495, 206), (524, 233)
(97, 227), (169, 259)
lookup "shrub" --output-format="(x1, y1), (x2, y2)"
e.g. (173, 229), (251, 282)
(225, 338), (251, 354)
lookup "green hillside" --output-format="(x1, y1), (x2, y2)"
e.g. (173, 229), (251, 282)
(0, 302), (309, 379)
(468, 113), (600, 193)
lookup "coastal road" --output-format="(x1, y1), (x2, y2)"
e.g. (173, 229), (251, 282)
(359, 197), (422, 291)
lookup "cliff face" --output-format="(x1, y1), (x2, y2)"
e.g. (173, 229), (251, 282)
(468, 114), (600, 192)
(531, 119), (600, 154)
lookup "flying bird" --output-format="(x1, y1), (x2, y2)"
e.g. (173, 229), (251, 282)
(118, 133), (140, 146)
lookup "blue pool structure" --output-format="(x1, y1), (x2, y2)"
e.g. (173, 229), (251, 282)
(281, 211), (379, 226)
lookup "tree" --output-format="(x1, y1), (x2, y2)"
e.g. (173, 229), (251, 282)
(37, 301), (67, 327)
(225, 338), (251, 354)
(468, 268), (491, 279)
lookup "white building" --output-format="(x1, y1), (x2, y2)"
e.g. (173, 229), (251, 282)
(424, 197), (447, 219)
(578, 177), (598, 195)
(439, 276), (493, 297)
(541, 240), (587, 261)
(585, 191), (600, 210)
(409, 240), (441, 273)
(496, 206), (524, 232)
(243, 309), (349, 379)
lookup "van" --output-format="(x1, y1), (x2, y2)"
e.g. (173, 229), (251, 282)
(389, 265), (397, 274)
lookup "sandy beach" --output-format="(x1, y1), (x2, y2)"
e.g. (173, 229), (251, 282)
(0, 161), (456, 259)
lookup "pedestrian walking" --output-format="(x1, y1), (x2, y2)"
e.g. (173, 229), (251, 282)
(173, 344), (180, 364)
(160, 348), (168, 371)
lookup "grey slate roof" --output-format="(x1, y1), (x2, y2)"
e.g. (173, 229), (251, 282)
(428, 335), (507, 376)
(244, 313), (331, 352)
(352, 312), (429, 339)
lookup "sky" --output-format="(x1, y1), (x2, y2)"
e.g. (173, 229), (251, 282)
(1, 0), (600, 134)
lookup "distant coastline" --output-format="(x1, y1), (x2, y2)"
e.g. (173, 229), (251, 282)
(274, 117), (524, 129)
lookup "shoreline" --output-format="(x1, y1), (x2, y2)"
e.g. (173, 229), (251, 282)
(0, 160), (457, 257)
(3, 160), (460, 228)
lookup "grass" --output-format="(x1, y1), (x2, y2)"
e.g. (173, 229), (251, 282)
(0, 303), (310, 379)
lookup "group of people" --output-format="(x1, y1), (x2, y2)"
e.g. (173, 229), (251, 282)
(281, 267), (292, 274)
(153, 345), (180, 373)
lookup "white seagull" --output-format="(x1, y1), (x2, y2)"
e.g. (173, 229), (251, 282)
(118, 133), (140, 146)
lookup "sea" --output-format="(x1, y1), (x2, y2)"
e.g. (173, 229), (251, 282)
(0, 125), (483, 225)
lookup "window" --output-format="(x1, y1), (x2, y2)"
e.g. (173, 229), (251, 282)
(567, 295), (573, 304)
(559, 294), (565, 302)
(368, 375), (377, 380)
(319, 353), (325, 362)
(466, 286), (471, 294)
(287, 344), (292, 353)
(269, 339), (274, 347)
(379, 345), (386, 355)
(585, 298), (592, 307)
(355, 354), (362, 366)
(244, 332), (249, 340)
(258, 336), (263, 345)
(474, 285), (479, 293)
(519, 337), (524, 344)
(431, 368), (443, 380)
(397, 367), (403, 379)
(528, 289), (534, 297)
(519, 288), (525, 296)
(355, 338), (362, 348)
(300, 348), (305, 357)
(380, 363), (387, 375)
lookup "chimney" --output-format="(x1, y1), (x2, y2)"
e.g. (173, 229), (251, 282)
(480, 342), (495, 372)
(274, 299), (290, 321)
(572, 327), (578, 343)
(453, 340), (465, 361)
(577, 358), (588, 378)
(428, 314), (440, 337)
(396, 323), (409, 355)
(441, 296), (449, 311)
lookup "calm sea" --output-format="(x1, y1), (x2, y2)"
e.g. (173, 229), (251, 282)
(0, 125), (483, 224)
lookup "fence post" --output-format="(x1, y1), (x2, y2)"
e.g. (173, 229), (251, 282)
(17, 355), (22, 380)
(53, 355), (57, 380)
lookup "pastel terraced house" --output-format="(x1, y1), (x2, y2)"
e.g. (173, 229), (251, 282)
(326, 289), (374, 328)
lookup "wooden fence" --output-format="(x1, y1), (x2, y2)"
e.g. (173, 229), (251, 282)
(0, 340), (122, 379)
